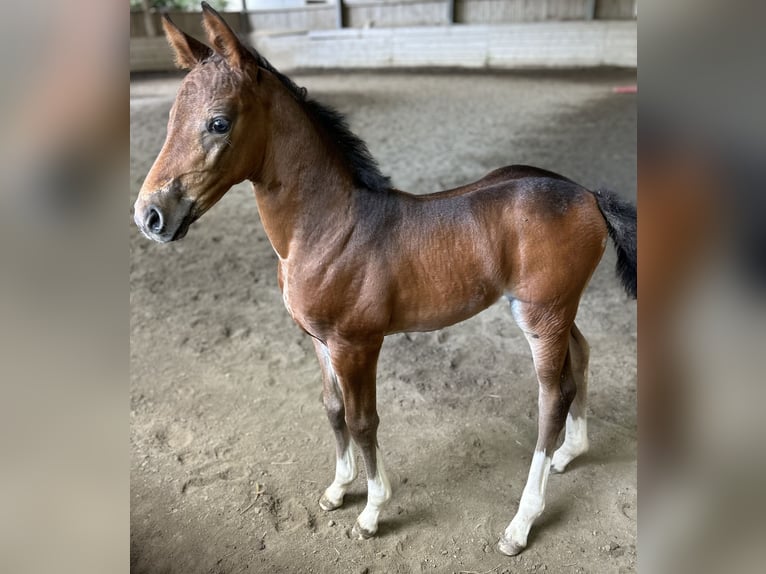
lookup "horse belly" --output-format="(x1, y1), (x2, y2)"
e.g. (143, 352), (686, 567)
(388, 273), (503, 333)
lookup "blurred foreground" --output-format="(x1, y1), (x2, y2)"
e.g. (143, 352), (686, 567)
(0, 1), (126, 574)
(640, 1), (766, 573)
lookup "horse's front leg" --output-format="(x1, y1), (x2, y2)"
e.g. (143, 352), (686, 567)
(313, 339), (358, 511)
(329, 336), (392, 539)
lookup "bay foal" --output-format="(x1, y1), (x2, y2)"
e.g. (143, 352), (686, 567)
(133, 4), (636, 556)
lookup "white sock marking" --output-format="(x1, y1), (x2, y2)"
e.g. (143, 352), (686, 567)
(323, 441), (357, 506)
(356, 449), (392, 535)
(552, 413), (589, 472)
(504, 450), (551, 549)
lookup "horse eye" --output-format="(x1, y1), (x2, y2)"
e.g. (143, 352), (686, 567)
(208, 116), (231, 134)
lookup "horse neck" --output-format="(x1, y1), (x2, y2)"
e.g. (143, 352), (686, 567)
(250, 79), (356, 260)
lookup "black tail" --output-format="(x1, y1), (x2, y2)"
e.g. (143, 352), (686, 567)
(593, 189), (637, 299)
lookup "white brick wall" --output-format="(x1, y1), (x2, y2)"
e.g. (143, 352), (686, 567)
(130, 37), (177, 73)
(253, 22), (636, 70)
(130, 21), (636, 73)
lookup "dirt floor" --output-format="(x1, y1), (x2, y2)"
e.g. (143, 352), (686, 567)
(130, 69), (637, 574)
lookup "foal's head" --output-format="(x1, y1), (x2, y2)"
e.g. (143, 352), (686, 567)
(134, 4), (266, 243)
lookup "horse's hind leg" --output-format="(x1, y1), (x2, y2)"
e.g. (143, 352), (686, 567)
(551, 323), (590, 473)
(313, 339), (358, 511)
(498, 299), (577, 556)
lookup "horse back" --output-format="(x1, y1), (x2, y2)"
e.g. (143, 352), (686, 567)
(384, 168), (608, 323)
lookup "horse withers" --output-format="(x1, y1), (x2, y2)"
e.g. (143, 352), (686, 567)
(133, 3), (636, 556)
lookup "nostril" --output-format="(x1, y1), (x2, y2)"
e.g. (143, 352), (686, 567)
(145, 206), (163, 234)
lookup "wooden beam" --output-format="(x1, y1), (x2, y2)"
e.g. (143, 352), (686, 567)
(240, 0), (250, 35)
(586, 0), (597, 20)
(140, 0), (156, 37)
(336, 0), (345, 29)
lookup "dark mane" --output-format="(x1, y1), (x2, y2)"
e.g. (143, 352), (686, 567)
(248, 49), (392, 193)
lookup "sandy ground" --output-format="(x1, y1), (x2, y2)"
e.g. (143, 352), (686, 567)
(130, 69), (636, 574)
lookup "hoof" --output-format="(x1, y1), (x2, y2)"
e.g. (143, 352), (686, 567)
(352, 521), (376, 540)
(550, 450), (571, 474)
(497, 536), (525, 556)
(319, 493), (343, 512)
(551, 444), (587, 474)
(549, 461), (567, 474)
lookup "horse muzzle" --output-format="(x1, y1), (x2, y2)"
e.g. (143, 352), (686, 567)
(133, 185), (195, 243)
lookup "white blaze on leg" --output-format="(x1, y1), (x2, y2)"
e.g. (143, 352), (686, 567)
(551, 413), (589, 473)
(321, 441), (357, 509)
(355, 449), (392, 538)
(500, 450), (552, 555)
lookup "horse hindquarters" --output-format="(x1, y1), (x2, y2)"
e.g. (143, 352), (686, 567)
(497, 186), (607, 554)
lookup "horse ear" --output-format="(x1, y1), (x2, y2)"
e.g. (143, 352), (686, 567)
(201, 1), (246, 69)
(162, 15), (210, 70)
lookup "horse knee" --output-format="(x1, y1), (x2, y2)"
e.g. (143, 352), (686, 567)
(323, 393), (345, 431)
(346, 412), (379, 445)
